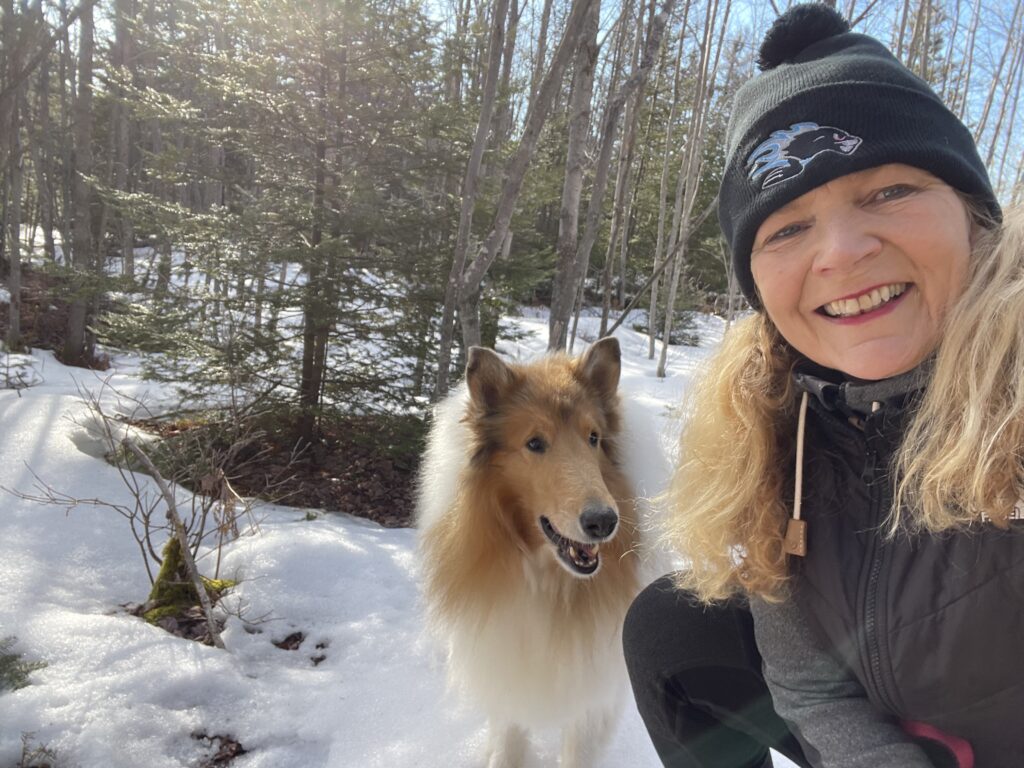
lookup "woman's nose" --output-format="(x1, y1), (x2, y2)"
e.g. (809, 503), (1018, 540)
(811, 213), (882, 274)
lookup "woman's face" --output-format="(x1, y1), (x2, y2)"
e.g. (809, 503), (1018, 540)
(750, 164), (972, 380)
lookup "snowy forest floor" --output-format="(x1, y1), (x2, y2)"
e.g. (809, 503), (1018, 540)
(0, 305), (800, 768)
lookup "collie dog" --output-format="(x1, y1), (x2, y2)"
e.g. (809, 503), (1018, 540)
(418, 337), (642, 768)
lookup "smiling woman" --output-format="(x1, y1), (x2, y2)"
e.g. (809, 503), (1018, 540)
(622, 4), (1024, 768)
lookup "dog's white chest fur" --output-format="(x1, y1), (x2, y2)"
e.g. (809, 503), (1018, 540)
(442, 553), (627, 731)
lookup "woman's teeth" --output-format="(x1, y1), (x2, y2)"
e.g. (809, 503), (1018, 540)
(822, 283), (907, 318)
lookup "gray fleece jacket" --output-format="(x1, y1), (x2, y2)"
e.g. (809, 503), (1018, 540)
(750, 596), (932, 768)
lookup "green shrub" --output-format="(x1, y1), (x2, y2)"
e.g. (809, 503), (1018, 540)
(0, 637), (46, 693)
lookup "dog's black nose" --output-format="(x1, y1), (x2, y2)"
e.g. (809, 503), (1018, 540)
(580, 505), (618, 540)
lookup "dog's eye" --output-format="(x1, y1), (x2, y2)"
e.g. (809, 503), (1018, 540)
(589, 432), (600, 447)
(526, 437), (546, 453)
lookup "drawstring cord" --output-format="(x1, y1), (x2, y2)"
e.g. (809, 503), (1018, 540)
(784, 395), (884, 557)
(784, 391), (810, 557)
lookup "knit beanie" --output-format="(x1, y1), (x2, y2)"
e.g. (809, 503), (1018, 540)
(718, 3), (1000, 307)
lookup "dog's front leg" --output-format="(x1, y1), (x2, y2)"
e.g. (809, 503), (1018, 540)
(486, 722), (527, 768)
(559, 721), (590, 768)
(560, 708), (618, 768)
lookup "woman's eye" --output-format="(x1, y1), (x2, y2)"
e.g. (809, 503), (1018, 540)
(526, 437), (546, 453)
(874, 184), (915, 202)
(766, 223), (805, 243)
(589, 431), (600, 447)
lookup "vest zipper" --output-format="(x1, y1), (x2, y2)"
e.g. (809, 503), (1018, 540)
(861, 414), (900, 715)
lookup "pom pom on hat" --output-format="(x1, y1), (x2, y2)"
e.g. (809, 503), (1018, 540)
(757, 3), (850, 71)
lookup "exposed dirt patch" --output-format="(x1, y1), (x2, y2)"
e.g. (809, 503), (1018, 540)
(138, 415), (422, 528)
(240, 417), (421, 528)
(273, 631), (305, 651)
(121, 600), (228, 647)
(192, 732), (246, 767)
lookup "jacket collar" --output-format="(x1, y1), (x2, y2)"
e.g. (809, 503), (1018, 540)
(792, 359), (932, 419)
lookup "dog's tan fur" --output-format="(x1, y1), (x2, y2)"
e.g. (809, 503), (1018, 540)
(418, 338), (641, 767)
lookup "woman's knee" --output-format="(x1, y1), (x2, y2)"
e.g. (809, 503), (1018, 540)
(624, 575), (761, 679)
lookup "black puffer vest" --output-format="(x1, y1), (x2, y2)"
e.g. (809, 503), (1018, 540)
(792, 367), (1024, 767)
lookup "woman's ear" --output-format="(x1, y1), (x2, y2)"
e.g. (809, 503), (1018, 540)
(466, 347), (513, 411)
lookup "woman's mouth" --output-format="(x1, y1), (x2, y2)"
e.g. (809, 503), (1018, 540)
(819, 282), (908, 319)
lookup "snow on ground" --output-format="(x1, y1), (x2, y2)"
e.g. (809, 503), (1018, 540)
(0, 310), (796, 768)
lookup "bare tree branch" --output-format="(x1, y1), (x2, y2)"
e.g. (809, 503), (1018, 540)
(849, 0), (881, 28)
(0, 0), (101, 110)
(123, 438), (226, 650)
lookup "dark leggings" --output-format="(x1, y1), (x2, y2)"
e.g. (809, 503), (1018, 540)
(623, 575), (813, 768)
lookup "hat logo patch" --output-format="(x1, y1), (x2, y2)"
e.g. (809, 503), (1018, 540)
(747, 122), (862, 189)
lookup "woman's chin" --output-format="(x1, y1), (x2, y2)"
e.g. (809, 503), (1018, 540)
(809, 341), (933, 382)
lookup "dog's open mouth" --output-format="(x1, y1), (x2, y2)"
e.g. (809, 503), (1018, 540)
(539, 516), (600, 576)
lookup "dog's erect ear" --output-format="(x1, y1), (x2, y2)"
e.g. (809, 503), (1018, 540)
(466, 347), (513, 410)
(579, 336), (621, 399)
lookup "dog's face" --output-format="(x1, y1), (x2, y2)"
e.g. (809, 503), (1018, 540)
(465, 338), (624, 579)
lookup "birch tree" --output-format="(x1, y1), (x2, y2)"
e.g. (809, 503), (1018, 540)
(647, 1), (690, 358)
(435, 0), (511, 398)
(598, 2), (649, 335)
(658, 0), (730, 378)
(555, 0), (676, 351)
(547, 0), (601, 351)
(455, 0), (599, 353)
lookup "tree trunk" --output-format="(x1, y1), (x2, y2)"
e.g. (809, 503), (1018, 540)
(114, 0), (135, 279)
(297, 133), (328, 446)
(1, 0), (25, 351)
(297, 11), (339, 446)
(458, 0), (604, 350)
(973, 0), (1021, 145)
(446, 0), (471, 105)
(600, 2), (650, 334)
(57, 0), (75, 262)
(548, 0), (600, 351)
(954, 0), (982, 120)
(493, 0), (522, 145)
(722, 240), (739, 334)
(32, 9), (56, 263)
(564, 0), (675, 349)
(6, 91), (24, 351)
(530, 0), (555, 105)
(64, 0), (95, 366)
(994, 34), (1023, 191)
(657, 0), (730, 378)
(894, 0), (912, 62)
(939, 0), (961, 104)
(984, 20), (1022, 170)
(1, 0), (13, 270)
(434, 0), (511, 399)
(1012, 158), (1024, 207)
(648, 2), (689, 358)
